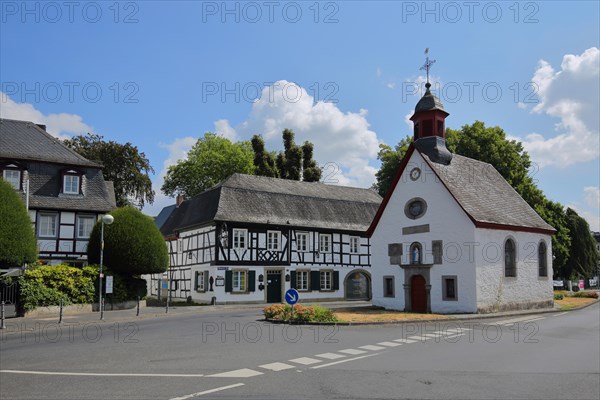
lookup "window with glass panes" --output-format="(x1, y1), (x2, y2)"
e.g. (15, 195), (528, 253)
(77, 215), (95, 238)
(297, 270), (309, 290)
(267, 231), (280, 251)
(320, 270), (332, 290)
(296, 232), (308, 252)
(233, 270), (247, 291)
(63, 175), (80, 194)
(233, 229), (247, 249)
(319, 234), (331, 253)
(350, 236), (360, 253)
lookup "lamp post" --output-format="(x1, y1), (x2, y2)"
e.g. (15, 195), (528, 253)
(99, 214), (114, 320)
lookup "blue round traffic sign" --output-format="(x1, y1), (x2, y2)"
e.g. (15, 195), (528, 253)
(285, 288), (299, 305)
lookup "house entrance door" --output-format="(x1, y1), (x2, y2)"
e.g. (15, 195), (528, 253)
(266, 271), (282, 303)
(410, 274), (427, 313)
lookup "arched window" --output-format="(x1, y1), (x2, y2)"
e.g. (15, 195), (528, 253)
(538, 241), (548, 277)
(410, 242), (422, 265)
(504, 239), (516, 277)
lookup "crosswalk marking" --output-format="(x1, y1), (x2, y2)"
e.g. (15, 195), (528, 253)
(207, 369), (263, 378)
(377, 341), (402, 347)
(422, 333), (441, 339)
(288, 357), (322, 366)
(339, 348), (367, 355)
(315, 353), (346, 360)
(406, 335), (425, 341)
(258, 362), (295, 372)
(359, 345), (386, 351)
(393, 338), (416, 344)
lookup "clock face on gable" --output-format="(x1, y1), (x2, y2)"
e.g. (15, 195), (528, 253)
(409, 167), (421, 181)
(404, 198), (427, 219)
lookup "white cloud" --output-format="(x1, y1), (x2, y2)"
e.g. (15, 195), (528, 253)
(214, 119), (237, 141)
(386, 82), (396, 89)
(0, 92), (93, 140)
(214, 80), (382, 188)
(519, 47), (600, 168)
(584, 186), (600, 210)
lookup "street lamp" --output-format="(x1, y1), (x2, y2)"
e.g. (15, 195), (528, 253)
(99, 214), (114, 320)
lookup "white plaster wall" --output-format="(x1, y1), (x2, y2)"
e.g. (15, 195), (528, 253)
(475, 229), (553, 311)
(371, 151), (477, 313)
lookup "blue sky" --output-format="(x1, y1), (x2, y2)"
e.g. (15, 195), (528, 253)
(1, 1), (599, 230)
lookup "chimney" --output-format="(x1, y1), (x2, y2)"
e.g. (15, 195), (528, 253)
(36, 124), (47, 131)
(176, 194), (185, 207)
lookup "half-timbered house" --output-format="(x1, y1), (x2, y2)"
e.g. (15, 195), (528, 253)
(149, 173), (381, 304)
(0, 118), (116, 266)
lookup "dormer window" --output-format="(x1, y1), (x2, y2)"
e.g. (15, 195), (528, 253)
(1, 163), (23, 190)
(62, 170), (82, 194)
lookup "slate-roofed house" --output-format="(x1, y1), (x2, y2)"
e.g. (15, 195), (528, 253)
(148, 173), (382, 304)
(0, 118), (117, 266)
(369, 81), (555, 313)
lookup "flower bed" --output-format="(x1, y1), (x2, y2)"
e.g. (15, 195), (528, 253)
(263, 304), (338, 323)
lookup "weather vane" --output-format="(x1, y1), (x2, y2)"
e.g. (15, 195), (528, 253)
(420, 48), (436, 85)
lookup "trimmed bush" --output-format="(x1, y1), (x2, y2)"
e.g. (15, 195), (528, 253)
(0, 179), (37, 267)
(572, 291), (599, 299)
(263, 304), (338, 323)
(87, 207), (168, 275)
(553, 293), (564, 300)
(18, 264), (97, 311)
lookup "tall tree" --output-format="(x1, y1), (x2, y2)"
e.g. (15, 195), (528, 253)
(161, 133), (255, 198)
(563, 208), (599, 279)
(252, 129), (321, 182)
(373, 121), (571, 275)
(64, 134), (154, 209)
(0, 180), (37, 267)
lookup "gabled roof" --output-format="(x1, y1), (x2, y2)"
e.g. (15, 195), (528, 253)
(160, 174), (382, 236)
(367, 143), (555, 236)
(0, 118), (101, 167)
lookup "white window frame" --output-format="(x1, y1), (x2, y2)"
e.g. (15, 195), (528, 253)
(196, 271), (206, 292)
(232, 228), (247, 250)
(3, 169), (21, 190)
(349, 236), (360, 254)
(297, 270), (309, 291)
(63, 174), (80, 194)
(233, 270), (247, 292)
(319, 234), (332, 253)
(38, 213), (58, 238)
(267, 231), (280, 251)
(320, 270), (332, 291)
(296, 232), (309, 252)
(76, 215), (96, 238)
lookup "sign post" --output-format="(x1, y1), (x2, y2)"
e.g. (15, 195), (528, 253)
(285, 288), (299, 320)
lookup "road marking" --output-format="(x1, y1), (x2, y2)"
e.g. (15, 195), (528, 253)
(406, 335), (425, 341)
(359, 345), (386, 351)
(288, 357), (322, 366)
(207, 369), (263, 378)
(311, 353), (379, 369)
(339, 348), (367, 355)
(377, 341), (401, 347)
(315, 352), (346, 360)
(169, 383), (244, 400)
(444, 328), (471, 333)
(553, 312), (568, 317)
(0, 370), (205, 378)
(392, 338), (414, 344)
(489, 316), (545, 326)
(258, 362), (295, 372)
(422, 333), (441, 339)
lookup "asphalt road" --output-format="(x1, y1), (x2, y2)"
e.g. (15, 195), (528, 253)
(1, 303), (599, 400)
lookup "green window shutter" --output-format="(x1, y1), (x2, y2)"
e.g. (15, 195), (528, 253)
(225, 270), (233, 292)
(203, 271), (209, 292)
(333, 271), (339, 291)
(310, 271), (320, 291)
(247, 270), (256, 292)
(194, 271), (199, 291)
(290, 271), (297, 289)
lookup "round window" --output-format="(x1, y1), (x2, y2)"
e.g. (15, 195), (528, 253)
(404, 198), (427, 219)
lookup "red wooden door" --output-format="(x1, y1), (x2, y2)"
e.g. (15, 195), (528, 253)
(411, 275), (427, 313)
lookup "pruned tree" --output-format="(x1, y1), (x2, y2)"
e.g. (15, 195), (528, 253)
(0, 180), (37, 267)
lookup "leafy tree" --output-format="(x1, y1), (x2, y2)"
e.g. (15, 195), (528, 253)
(252, 129), (321, 182)
(372, 121), (571, 274)
(161, 133), (255, 198)
(563, 208), (599, 279)
(87, 207), (168, 276)
(0, 180), (37, 267)
(64, 133), (155, 209)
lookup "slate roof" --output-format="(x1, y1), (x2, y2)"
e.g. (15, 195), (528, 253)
(414, 86), (448, 114)
(160, 174), (382, 236)
(0, 118), (116, 212)
(367, 143), (555, 235)
(0, 118), (101, 167)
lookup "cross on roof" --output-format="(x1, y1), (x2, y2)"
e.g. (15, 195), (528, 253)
(420, 48), (436, 85)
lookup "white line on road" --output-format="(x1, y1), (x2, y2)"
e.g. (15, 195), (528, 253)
(288, 357), (322, 366)
(377, 341), (402, 347)
(553, 312), (568, 317)
(359, 345), (386, 351)
(207, 369), (263, 378)
(315, 352), (346, 360)
(338, 348), (367, 355)
(392, 338), (414, 344)
(310, 353), (379, 369)
(169, 383), (244, 400)
(0, 370), (205, 377)
(258, 362), (295, 372)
